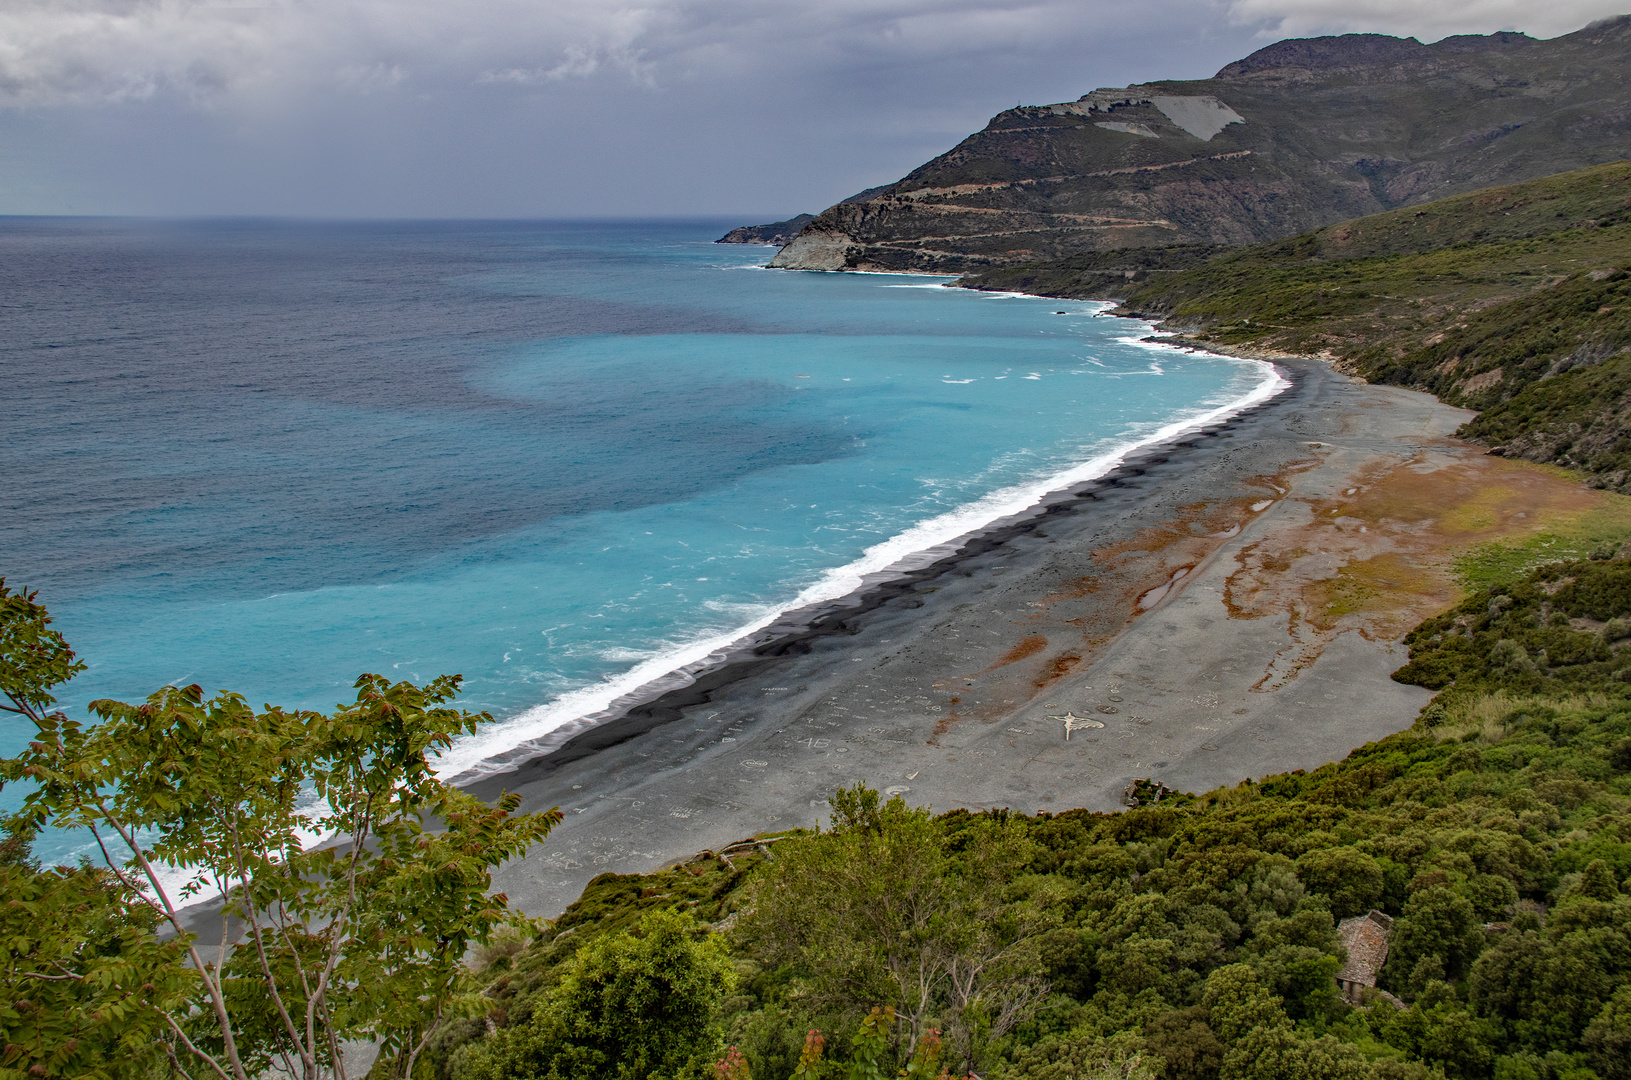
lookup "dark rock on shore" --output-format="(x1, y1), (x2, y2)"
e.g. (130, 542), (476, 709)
(716, 214), (816, 245)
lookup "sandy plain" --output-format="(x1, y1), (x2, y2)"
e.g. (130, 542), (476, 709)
(469, 356), (1607, 920)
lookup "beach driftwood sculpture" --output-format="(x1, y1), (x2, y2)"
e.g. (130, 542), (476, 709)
(1047, 711), (1104, 739)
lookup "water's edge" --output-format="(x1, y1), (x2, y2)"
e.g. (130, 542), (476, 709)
(456, 350), (1295, 792)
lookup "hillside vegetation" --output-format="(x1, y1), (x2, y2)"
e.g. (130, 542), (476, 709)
(961, 161), (1631, 492)
(417, 542), (1631, 1080)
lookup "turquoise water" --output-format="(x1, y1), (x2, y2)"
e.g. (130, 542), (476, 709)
(1, 219), (1282, 863)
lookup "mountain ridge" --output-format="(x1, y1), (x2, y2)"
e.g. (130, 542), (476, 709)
(756, 16), (1631, 273)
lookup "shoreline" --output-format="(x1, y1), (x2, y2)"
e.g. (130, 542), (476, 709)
(439, 309), (1286, 784)
(178, 372), (1304, 929)
(166, 282), (1285, 919)
(474, 348), (1612, 919)
(460, 364), (1293, 791)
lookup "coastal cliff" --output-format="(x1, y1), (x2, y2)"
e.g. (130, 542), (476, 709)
(762, 17), (1631, 272)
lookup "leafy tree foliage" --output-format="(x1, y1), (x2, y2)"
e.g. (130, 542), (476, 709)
(739, 786), (1059, 1066)
(1297, 847), (1386, 919)
(1583, 985), (1631, 1079)
(1388, 888), (1486, 993)
(1001, 1031), (1159, 1080)
(1393, 555), (1631, 697)
(0, 819), (187, 1080)
(0, 581), (184, 1079)
(452, 910), (733, 1080)
(0, 581), (559, 1080)
(0, 582), (84, 724)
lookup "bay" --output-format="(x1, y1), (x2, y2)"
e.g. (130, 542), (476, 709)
(0, 217), (1279, 865)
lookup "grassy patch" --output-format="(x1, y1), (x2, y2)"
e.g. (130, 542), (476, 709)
(1453, 490), (1631, 591)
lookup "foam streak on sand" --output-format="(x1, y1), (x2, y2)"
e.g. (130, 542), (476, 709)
(434, 338), (1289, 783)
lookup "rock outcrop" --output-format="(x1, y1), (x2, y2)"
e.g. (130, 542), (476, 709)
(759, 17), (1631, 272)
(716, 214), (816, 246)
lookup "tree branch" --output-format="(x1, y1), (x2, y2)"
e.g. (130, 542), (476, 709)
(160, 1013), (238, 1080)
(161, 1036), (202, 1080)
(401, 1000), (446, 1080)
(93, 814), (252, 1080)
(313, 786), (381, 1080)
(226, 813), (316, 1079)
(1, 687), (44, 723)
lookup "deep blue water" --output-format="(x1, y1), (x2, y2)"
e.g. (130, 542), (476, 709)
(1, 218), (1281, 864)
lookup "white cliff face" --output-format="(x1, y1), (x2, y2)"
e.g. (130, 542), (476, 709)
(1053, 88), (1247, 141)
(768, 229), (858, 270)
(1150, 96), (1246, 141)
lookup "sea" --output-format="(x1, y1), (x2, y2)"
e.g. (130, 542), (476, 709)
(0, 217), (1285, 867)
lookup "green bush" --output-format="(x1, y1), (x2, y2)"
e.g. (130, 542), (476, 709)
(451, 910), (734, 1080)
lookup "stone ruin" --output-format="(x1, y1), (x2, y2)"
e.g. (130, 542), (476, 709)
(1336, 910), (1397, 1005)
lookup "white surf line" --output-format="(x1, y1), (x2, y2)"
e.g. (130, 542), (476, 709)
(434, 323), (1289, 785)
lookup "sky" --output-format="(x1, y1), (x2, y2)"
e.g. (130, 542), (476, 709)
(1, 0), (1627, 218)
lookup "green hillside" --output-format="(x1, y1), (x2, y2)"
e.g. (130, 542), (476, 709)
(417, 543), (1631, 1080)
(961, 161), (1631, 493)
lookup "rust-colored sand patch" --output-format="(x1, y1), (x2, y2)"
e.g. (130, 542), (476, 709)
(1091, 497), (1256, 562)
(931, 464), (1316, 742)
(1041, 575), (1102, 603)
(1224, 545), (1308, 619)
(925, 455), (1347, 740)
(1033, 653), (1083, 689)
(992, 635), (1048, 668)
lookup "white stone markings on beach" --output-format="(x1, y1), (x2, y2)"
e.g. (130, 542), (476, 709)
(1048, 712), (1105, 739)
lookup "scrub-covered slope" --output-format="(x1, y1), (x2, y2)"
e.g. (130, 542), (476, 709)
(766, 17), (1631, 272)
(419, 548), (1631, 1080)
(965, 161), (1631, 493)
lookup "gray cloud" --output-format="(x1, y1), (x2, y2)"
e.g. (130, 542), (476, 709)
(1228, 0), (1629, 39)
(0, 1), (1617, 216)
(0, 0), (1189, 107)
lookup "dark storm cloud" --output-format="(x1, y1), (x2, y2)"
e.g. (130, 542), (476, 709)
(0, 0), (1624, 216)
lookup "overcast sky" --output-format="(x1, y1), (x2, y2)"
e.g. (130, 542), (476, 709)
(0, 0), (1626, 218)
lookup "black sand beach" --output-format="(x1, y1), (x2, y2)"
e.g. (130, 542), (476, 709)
(468, 356), (1551, 919)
